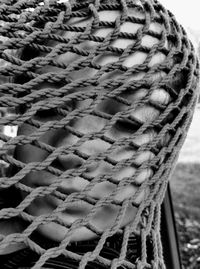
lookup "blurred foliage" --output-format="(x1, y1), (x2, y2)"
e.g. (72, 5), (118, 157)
(171, 163), (200, 269)
(175, 212), (200, 269)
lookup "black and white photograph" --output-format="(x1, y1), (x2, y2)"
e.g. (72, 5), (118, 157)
(0, 0), (199, 268)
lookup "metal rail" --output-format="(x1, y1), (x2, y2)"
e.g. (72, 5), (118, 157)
(161, 184), (182, 269)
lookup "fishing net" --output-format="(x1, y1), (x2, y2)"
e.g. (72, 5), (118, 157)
(0, 0), (199, 268)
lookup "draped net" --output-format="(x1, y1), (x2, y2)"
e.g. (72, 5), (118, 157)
(0, 0), (199, 268)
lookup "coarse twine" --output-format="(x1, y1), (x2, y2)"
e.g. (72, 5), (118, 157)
(0, 0), (199, 268)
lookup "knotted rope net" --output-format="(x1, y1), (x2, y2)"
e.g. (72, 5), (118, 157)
(0, 0), (199, 268)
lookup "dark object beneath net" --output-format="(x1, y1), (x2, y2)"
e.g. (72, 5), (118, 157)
(1, 233), (143, 268)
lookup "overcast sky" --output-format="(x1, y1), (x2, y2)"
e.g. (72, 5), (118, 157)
(159, 0), (200, 30)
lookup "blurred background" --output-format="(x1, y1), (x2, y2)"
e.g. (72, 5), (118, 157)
(159, 1), (200, 268)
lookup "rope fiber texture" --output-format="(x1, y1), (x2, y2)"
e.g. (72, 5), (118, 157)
(0, 0), (199, 268)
